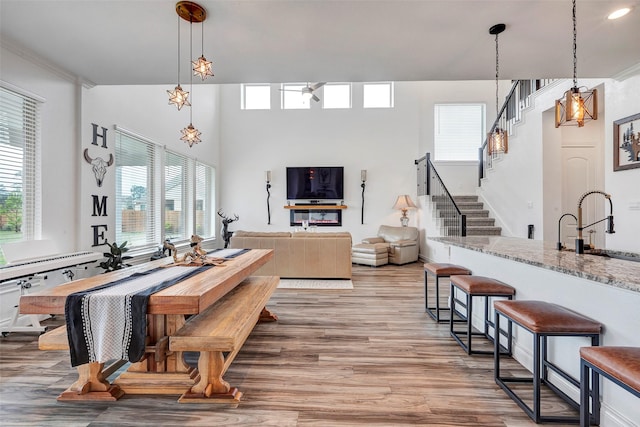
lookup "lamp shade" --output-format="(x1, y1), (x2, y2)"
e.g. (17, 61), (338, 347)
(393, 195), (417, 211)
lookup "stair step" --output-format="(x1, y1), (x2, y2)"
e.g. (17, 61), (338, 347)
(442, 217), (495, 227)
(465, 226), (502, 236)
(458, 209), (489, 218)
(452, 195), (479, 203)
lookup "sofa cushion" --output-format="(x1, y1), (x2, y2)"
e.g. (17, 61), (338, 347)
(377, 225), (418, 243)
(233, 230), (291, 238)
(291, 232), (351, 239)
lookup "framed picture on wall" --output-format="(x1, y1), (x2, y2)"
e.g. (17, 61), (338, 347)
(613, 113), (640, 171)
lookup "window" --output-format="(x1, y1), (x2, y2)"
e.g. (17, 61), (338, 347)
(0, 85), (41, 262)
(115, 128), (216, 251)
(164, 151), (190, 242)
(281, 84), (310, 109)
(115, 131), (158, 249)
(241, 84), (271, 110)
(363, 82), (394, 108)
(322, 83), (351, 109)
(434, 104), (485, 161)
(195, 162), (214, 237)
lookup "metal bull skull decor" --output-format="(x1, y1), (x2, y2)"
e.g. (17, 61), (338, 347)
(84, 148), (114, 187)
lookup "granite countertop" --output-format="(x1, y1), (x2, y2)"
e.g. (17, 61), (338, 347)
(430, 236), (640, 293)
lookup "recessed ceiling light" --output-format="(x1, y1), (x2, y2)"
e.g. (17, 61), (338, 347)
(607, 7), (631, 19)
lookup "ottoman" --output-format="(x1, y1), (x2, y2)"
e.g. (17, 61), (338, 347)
(352, 243), (388, 267)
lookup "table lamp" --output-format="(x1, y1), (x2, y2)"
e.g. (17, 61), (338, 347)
(393, 195), (416, 227)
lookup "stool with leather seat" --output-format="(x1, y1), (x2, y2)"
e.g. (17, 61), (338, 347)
(449, 275), (516, 355)
(494, 300), (602, 424)
(423, 263), (471, 322)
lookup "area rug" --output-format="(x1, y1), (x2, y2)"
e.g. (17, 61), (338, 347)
(277, 279), (354, 289)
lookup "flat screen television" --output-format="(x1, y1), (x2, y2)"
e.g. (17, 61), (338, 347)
(286, 167), (344, 200)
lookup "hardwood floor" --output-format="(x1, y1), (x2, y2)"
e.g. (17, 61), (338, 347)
(0, 263), (579, 426)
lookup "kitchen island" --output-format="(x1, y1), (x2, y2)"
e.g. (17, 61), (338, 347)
(428, 236), (640, 426)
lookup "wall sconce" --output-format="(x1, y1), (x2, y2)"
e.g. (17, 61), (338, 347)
(360, 170), (367, 224)
(265, 170), (272, 225)
(554, 0), (598, 128)
(393, 195), (417, 227)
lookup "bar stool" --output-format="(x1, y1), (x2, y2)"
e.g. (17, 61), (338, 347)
(449, 275), (515, 355)
(494, 300), (601, 424)
(579, 346), (640, 427)
(423, 263), (471, 322)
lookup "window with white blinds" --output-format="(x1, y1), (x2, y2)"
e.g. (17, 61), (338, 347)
(115, 131), (158, 249)
(195, 162), (214, 237)
(0, 86), (41, 254)
(434, 104), (485, 161)
(115, 128), (216, 251)
(164, 150), (190, 242)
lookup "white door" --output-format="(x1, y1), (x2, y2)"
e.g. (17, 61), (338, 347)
(561, 145), (604, 250)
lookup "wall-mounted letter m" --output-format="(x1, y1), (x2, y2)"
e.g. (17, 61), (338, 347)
(92, 195), (108, 217)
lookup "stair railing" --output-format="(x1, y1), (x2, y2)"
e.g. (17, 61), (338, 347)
(415, 153), (466, 236)
(478, 79), (555, 185)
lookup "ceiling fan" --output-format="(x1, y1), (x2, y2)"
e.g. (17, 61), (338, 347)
(281, 82), (326, 102)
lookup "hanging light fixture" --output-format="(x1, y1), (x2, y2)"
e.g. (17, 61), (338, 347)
(167, 13), (190, 110)
(192, 17), (213, 80)
(555, 0), (598, 128)
(488, 23), (508, 155)
(173, 1), (206, 147)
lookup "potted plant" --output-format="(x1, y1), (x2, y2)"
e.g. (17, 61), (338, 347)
(99, 240), (133, 272)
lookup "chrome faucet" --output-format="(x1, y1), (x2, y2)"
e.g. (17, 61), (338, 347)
(576, 190), (615, 254)
(557, 213), (578, 250)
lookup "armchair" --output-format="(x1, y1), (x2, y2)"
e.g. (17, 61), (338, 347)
(359, 225), (419, 265)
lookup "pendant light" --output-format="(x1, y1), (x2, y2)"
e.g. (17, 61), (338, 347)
(192, 19), (213, 80)
(179, 2), (203, 147)
(555, 0), (598, 128)
(488, 23), (508, 155)
(167, 14), (190, 110)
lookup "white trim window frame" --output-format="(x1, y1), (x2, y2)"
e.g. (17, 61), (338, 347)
(363, 82), (394, 108)
(322, 83), (352, 109)
(433, 103), (485, 162)
(241, 84), (271, 110)
(0, 84), (43, 253)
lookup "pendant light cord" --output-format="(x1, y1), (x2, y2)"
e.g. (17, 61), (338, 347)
(572, 0), (578, 88)
(190, 15), (194, 124)
(177, 15), (181, 84)
(495, 32), (499, 118)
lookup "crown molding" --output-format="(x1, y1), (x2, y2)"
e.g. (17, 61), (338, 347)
(1, 36), (95, 89)
(612, 62), (640, 82)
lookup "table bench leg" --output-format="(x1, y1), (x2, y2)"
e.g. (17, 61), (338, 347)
(178, 350), (242, 404)
(58, 362), (125, 401)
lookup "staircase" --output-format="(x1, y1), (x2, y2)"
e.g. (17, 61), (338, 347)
(433, 195), (502, 236)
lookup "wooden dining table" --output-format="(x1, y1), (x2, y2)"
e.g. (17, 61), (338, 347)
(19, 248), (273, 401)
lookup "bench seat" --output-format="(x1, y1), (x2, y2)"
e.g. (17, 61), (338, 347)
(170, 275), (279, 403)
(39, 324), (69, 351)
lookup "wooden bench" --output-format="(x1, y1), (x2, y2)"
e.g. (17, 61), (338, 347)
(169, 275), (279, 404)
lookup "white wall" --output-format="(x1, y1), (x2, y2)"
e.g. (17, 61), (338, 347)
(219, 81), (500, 245)
(1, 44), (81, 253)
(603, 74), (640, 252)
(80, 84), (221, 251)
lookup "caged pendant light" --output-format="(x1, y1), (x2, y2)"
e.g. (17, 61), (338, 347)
(555, 0), (598, 128)
(488, 23), (508, 155)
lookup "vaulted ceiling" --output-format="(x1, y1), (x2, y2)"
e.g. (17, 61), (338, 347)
(1, 0), (638, 86)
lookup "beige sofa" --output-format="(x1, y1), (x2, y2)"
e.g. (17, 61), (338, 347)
(230, 230), (352, 279)
(352, 225), (419, 266)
